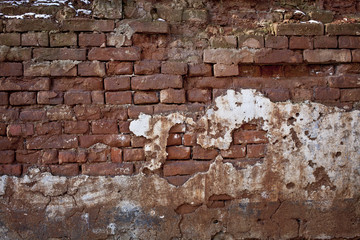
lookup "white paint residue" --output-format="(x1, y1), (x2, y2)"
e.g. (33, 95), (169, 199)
(129, 113), (151, 137)
(0, 176), (8, 196)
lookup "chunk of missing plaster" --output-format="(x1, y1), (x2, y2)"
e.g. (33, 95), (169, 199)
(93, 0), (122, 19)
(175, 203), (202, 214)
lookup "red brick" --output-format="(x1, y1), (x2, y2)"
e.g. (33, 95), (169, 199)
(36, 122), (62, 135)
(82, 162), (133, 176)
(128, 105), (153, 119)
(131, 136), (148, 147)
(133, 60), (160, 75)
(134, 91), (159, 104)
(214, 64), (239, 77)
(88, 47), (141, 61)
(274, 22), (324, 36)
(106, 34), (132, 47)
(161, 62), (188, 75)
(339, 36), (360, 49)
(0, 77), (50, 91)
(163, 160), (210, 176)
(119, 121), (130, 133)
(64, 121), (89, 134)
(87, 148), (110, 162)
(0, 150), (15, 164)
(132, 74), (183, 90)
(239, 66), (261, 77)
(289, 36), (313, 49)
(26, 135), (78, 149)
(79, 134), (130, 148)
(160, 89), (186, 104)
(92, 91), (104, 104)
(234, 130), (268, 144)
(314, 87), (340, 100)
(78, 61), (106, 77)
(16, 150), (41, 164)
(105, 92), (132, 104)
(53, 77), (103, 91)
(92, 120), (118, 134)
(62, 19), (114, 32)
(33, 48), (86, 61)
(0, 123), (6, 135)
(47, 105), (74, 121)
(102, 106), (128, 120)
(284, 65), (309, 77)
(255, 49), (302, 64)
(104, 76), (130, 90)
(247, 144), (267, 158)
(0, 63), (22, 76)
(167, 133), (182, 146)
(203, 48), (254, 64)
(314, 36), (337, 48)
(0, 33), (20, 46)
(74, 105), (101, 120)
(169, 124), (186, 133)
(265, 36), (288, 49)
(64, 91), (91, 105)
(50, 33), (77, 47)
(20, 109), (45, 121)
(220, 145), (246, 158)
(0, 92), (8, 105)
(111, 148), (122, 163)
(183, 133), (196, 146)
(167, 146), (190, 160)
(7, 123), (34, 137)
(24, 62), (77, 77)
(326, 23), (360, 36)
(37, 91), (63, 105)
(79, 33), (105, 47)
(107, 62), (133, 75)
(352, 50), (360, 62)
(209, 35), (237, 48)
(165, 175), (191, 186)
(187, 89), (211, 103)
(0, 47), (31, 61)
(50, 164), (79, 176)
(0, 137), (23, 150)
(0, 164), (21, 176)
(341, 89), (360, 102)
(127, 20), (169, 34)
(328, 75), (360, 88)
(123, 148), (145, 161)
(261, 65), (284, 78)
(41, 150), (58, 164)
(238, 35), (264, 48)
(21, 32), (48, 46)
(6, 19), (58, 32)
(263, 88), (290, 102)
(309, 65), (334, 76)
(304, 49), (351, 63)
(291, 89), (313, 101)
(9, 92), (36, 105)
(153, 104), (189, 115)
(188, 63), (212, 77)
(193, 146), (218, 160)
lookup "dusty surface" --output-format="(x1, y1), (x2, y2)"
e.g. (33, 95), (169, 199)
(1, 89), (359, 239)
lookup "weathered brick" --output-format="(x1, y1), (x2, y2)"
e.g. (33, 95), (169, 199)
(289, 36), (313, 49)
(0, 33), (20, 46)
(6, 19), (58, 32)
(133, 60), (160, 75)
(33, 48), (86, 61)
(214, 64), (239, 77)
(163, 160), (210, 176)
(0, 63), (22, 76)
(0, 92), (8, 105)
(304, 49), (351, 63)
(284, 65), (309, 77)
(255, 49), (302, 64)
(314, 87), (340, 100)
(79, 33), (106, 47)
(309, 65), (334, 76)
(62, 19), (114, 32)
(123, 148), (145, 161)
(234, 130), (268, 144)
(52, 77), (103, 91)
(105, 92), (132, 104)
(247, 144), (267, 158)
(21, 32), (48, 46)
(47, 105), (74, 121)
(164, 176), (190, 186)
(78, 61), (106, 77)
(182, 9), (208, 22)
(16, 150), (40, 164)
(274, 22), (324, 36)
(23, 62), (50, 77)
(265, 36), (288, 49)
(41, 150), (58, 164)
(111, 148), (122, 163)
(261, 65), (284, 78)
(26, 135), (78, 149)
(0, 136), (23, 150)
(352, 50), (360, 62)
(59, 150), (86, 164)
(339, 36), (360, 49)
(134, 92), (159, 104)
(183, 133), (196, 146)
(87, 148), (110, 162)
(0, 123), (6, 135)
(291, 88), (313, 101)
(187, 89), (211, 103)
(167, 146), (191, 160)
(161, 61), (188, 75)
(132, 74), (183, 90)
(169, 124), (186, 133)
(107, 62), (133, 75)
(102, 106), (128, 120)
(193, 146), (218, 160)
(0, 164), (21, 176)
(82, 162), (133, 176)
(328, 75), (360, 88)
(64, 121), (89, 134)
(37, 91), (63, 105)
(127, 20), (169, 34)
(91, 91), (105, 104)
(153, 104), (191, 115)
(340, 89), (360, 102)
(131, 136), (148, 147)
(50, 164), (79, 176)
(128, 105), (153, 119)
(188, 63), (212, 77)
(314, 36), (337, 48)
(220, 145), (246, 158)
(24, 61), (77, 77)
(0, 47), (31, 61)
(20, 109), (45, 121)
(160, 89), (186, 104)
(64, 91), (91, 105)
(309, 10), (334, 24)
(88, 47), (141, 61)
(7, 123), (34, 137)
(238, 35), (264, 48)
(50, 33), (77, 47)
(187, 77), (232, 89)
(92, 120), (118, 134)
(0, 150), (15, 164)
(263, 88), (290, 102)
(239, 66), (261, 77)
(210, 36), (237, 48)
(203, 48), (254, 64)
(326, 23), (360, 35)
(119, 121), (130, 133)
(9, 92), (36, 105)
(106, 33), (132, 47)
(167, 133), (182, 146)
(36, 122), (62, 135)
(104, 76), (130, 90)
(0, 77), (49, 91)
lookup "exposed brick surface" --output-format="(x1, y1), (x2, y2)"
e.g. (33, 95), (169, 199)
(88, 47), (141, 61)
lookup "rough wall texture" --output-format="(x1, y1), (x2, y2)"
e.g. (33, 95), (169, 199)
(0, 0), (360, 239)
